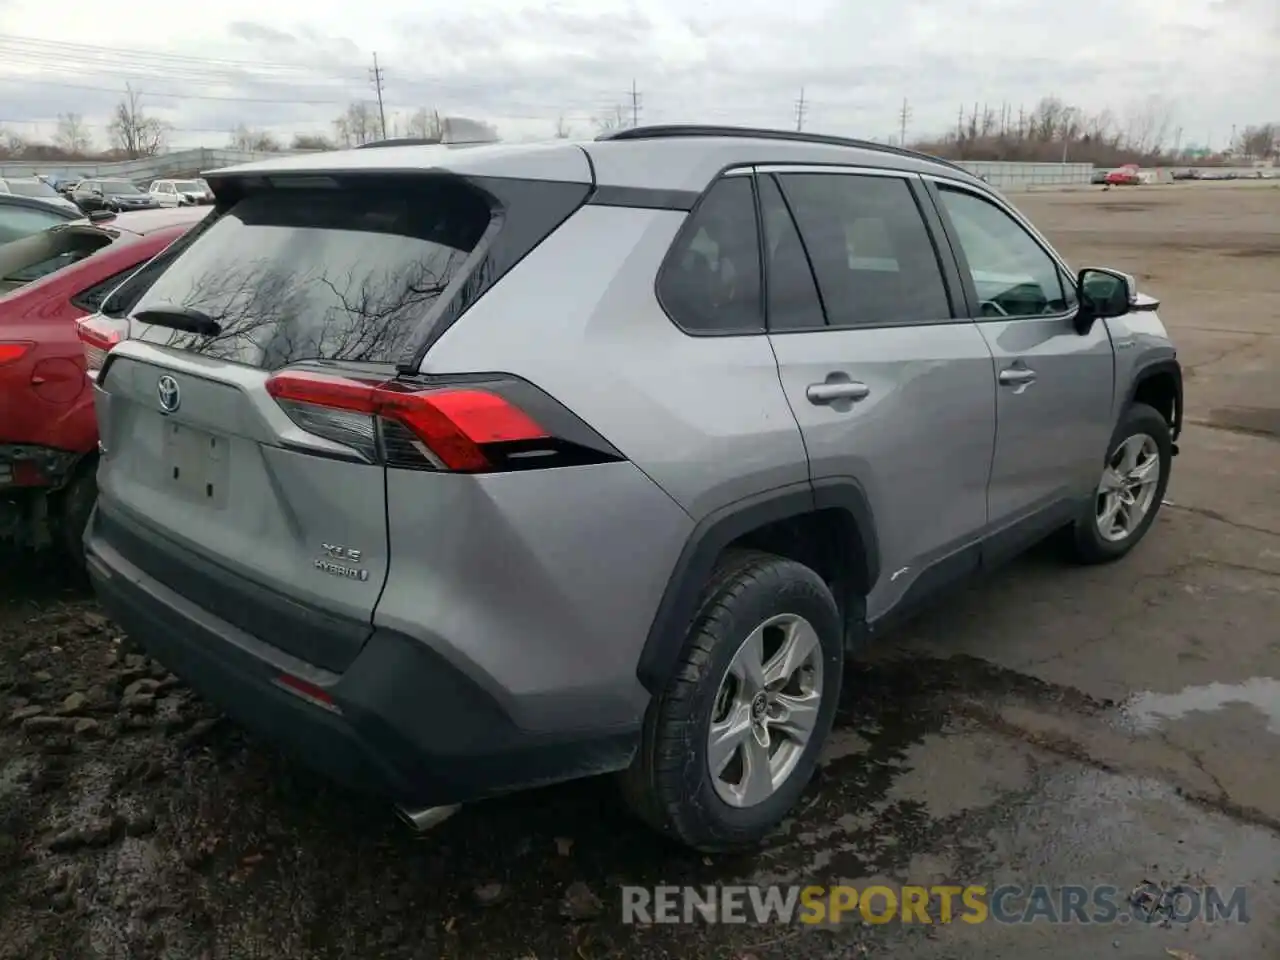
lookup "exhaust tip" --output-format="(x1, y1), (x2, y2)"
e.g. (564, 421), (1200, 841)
(395, 803), (460, 832)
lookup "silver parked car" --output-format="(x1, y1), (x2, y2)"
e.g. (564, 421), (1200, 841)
(81, 125), (1182, 851)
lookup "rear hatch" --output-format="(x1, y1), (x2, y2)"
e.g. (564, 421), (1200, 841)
(94, 175), (496, 672)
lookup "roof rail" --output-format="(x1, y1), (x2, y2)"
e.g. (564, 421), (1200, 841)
(596, 124), (970, 174)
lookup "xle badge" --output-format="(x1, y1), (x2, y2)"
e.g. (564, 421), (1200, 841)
(314, 543), (369, 582)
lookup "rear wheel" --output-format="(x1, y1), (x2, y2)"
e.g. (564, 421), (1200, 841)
(620, 550), (843, 851)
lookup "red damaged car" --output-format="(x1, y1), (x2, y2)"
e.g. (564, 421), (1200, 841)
(1, 206), (209, 562)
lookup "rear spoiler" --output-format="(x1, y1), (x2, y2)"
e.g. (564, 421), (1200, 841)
(355, 116), (500, 149)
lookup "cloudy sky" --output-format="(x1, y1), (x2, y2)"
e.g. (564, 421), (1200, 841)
(0, 0), (1275, 152)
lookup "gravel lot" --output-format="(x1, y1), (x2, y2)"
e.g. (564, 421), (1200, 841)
(2, 181), (1278, 960)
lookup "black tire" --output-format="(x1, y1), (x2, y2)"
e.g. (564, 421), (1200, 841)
(619, 549), (843, 851)
(1068, 402), (1172, 565)
(53, 460), (97, 572)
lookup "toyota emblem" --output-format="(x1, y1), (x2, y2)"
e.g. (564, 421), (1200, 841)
(157, 375), (180, 413)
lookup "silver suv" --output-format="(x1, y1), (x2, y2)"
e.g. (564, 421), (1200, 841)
(83, 126), (1182, 851)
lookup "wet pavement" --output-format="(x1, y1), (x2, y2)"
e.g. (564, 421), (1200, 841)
(1, 184), (1278, 959)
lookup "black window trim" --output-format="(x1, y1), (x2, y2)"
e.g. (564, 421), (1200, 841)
(70, 260), (147, 314)
(653, 164), (767, 338)
(762, 165), (968, 334)
(755, 171), (829, 333)
(920, 174), (1080, 325)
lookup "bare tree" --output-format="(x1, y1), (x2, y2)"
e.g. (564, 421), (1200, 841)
(332, 102), (380, 147)
(228, 124), (280, 152)
(107, 84), (170, 158)
(404, 108), (442, 140)
(553, 115), (573, 139)
(593, 104), (629, 134)
(54, 113), (93, 155)
(1240, 123), (1278, 160)
(0, 130), (25, 158)
(291, 133), (335, 151)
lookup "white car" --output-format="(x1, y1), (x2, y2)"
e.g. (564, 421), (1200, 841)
(148, 179), (214, 207)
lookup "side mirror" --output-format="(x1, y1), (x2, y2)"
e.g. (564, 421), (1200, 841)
(1074, 267), (1159, 333)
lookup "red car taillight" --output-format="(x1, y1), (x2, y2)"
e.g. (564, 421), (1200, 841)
(265, 370), (598, 473)
(74, 316), (123, 379)
(0, 341), (33, 367)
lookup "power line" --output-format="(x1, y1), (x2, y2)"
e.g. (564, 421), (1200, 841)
(370, 53), (388, 140)
(0, 32), (366, 74)
(794, 87), (807, 132)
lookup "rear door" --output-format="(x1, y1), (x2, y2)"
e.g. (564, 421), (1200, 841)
(925, 179), (1114, 553)
(761, 167), (997, 622)
(94, 175), (493, 672)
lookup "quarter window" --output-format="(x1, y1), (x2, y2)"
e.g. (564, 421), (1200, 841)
(777, 173), (951, 327)
(936, 187), (1071, 318)
(658, 176), (763, 334)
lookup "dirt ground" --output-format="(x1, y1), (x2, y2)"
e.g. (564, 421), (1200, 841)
(2, 181), (1278, 960)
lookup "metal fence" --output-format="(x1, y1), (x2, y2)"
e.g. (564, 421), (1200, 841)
(957, 161), (1095, 190)
(0, 148), (296, 181)
(2, 148), (1274, 190)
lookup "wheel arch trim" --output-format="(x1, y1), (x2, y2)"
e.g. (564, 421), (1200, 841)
(637, 479), (880, 694)
(1127, 359), (1183, 442)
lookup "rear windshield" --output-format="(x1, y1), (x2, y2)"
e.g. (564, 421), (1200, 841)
(174, 181), (202, 192)
(7, 180), (60, 199)
(129, 179), (492, 369)
(101, 181), (141, 194)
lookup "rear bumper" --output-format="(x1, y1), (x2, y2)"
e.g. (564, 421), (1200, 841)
(85, 510), (639, 808)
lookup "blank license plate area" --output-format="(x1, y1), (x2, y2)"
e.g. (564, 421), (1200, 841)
(161, 421), (230, 508)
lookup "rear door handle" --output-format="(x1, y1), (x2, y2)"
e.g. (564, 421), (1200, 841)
(998, 367), (1037, 386)
(806, 381), (871, 404)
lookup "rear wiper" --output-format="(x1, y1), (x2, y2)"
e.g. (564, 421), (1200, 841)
(133, 305), (222, 337)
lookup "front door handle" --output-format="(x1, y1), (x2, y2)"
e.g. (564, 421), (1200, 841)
(998, 366), (1037, 386)
(806, 381), (871, 405)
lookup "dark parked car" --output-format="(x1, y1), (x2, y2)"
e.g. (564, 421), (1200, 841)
(71, 179), (159, 214)
(0, 177), (83, 215)
(0, 193), (81, 244)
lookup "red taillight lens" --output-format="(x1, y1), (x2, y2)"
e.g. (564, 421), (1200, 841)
(74, 316), (123, 378)
(0, 341), (33, 367)
(265, 371), (550, 472)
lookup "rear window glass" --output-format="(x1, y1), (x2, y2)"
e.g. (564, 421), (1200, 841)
(129, 180), (492, 369)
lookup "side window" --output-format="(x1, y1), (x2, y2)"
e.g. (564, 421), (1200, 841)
(778, 173), (951, 327)
(72, 264), (144, 314)
(0, 207), (68, 244)
(658, 176), (763, 334)
(758, 174), (825, 331)
(936, 187), (1070, 318)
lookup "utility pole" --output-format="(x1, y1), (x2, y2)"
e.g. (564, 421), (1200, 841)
(795, 87), (808, 132)
(956, 104), (965, 140)
(898, 98), (911, 147)
(369, 53), (387, 140)
(629, 80), (642, 128)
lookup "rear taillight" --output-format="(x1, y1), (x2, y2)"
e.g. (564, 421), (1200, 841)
(0, 341), (33, 367)
(74, 316), (123, 380)
(265, 370), (619, 473)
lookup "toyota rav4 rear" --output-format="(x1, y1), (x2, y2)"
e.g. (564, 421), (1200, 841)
(85, 149), (694, 831)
